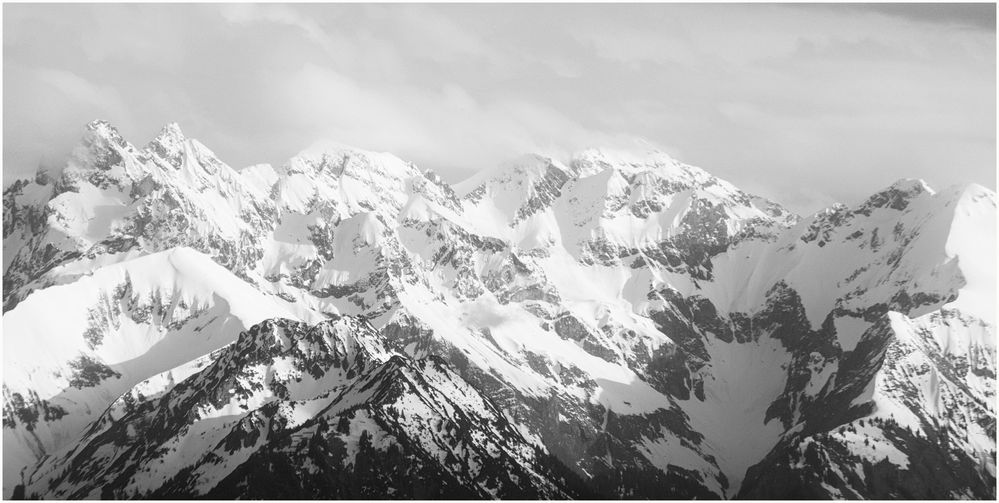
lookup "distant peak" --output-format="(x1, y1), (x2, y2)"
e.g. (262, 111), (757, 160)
(295, 139), (358, 158)
(82, 119), (127, 147)
(287, 140), (418, 181)
(889, 178), (934, 195)
(145, 122), (190, 166)
(573, 146), (677, 163)
(856, 178), (934, 214)
(157, 122), (186, 140)
(294, 140), (409, 166)
(85, 119), (116, 132)
(454, 153), (568, 197)
(500, 153), (562, 176)
(149, 122), (187, 148)
(571, 146), (688, 180)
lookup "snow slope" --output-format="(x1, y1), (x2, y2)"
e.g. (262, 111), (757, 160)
(2, 247), (312, 494)
(3, 120), (993, 499)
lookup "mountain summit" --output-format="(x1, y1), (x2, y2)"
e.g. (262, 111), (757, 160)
(3, 121), (995, 499)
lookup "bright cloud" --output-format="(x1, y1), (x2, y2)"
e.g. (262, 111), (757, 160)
(3, 4), (994, 215)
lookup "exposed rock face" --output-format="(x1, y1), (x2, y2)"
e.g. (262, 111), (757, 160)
(3, 121), (995, 499)
(20, 318), (590, 499)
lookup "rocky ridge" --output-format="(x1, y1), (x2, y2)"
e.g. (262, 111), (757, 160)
(3, 121), (994, 499)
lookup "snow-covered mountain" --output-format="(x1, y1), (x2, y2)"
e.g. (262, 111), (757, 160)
(3, 121), (994, 499)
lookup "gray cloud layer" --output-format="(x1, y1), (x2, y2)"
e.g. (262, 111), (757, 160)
(3, 3), (995, 214)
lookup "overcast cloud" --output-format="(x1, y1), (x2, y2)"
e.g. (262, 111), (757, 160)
(3, 3), (995, 214)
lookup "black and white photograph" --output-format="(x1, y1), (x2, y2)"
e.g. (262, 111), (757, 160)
(2, 2), (996, 499)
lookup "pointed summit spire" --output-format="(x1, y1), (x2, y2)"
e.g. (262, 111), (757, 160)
(147, 122), (189, 167)
(151, 122), (187, 148)
(158, 122), (185, 139)
(70, 119), (132, 175)
(82, 119), (127, 148)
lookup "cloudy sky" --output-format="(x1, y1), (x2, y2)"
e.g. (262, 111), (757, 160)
(3, 3), (995, 214)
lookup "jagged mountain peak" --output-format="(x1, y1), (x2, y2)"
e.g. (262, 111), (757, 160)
(287, 140), (419, 180)
(223, 316), (388, 377)
(499, 153), (567, 177)
(270, 139), (465, 218)
(460, 146), (694, 195)
(892, 177), (934, 194)
(456, 158), (572, 236)
(68, 119), (133, 173)
(81, 119), (127, 146)
(854, 177), (936, 214)
(4, 119), (994, 500)
(569, 146), (795, 223)
(453, 153), (570, 198)
(160, 121), (184, 136)
(571, 146), (690, 179)
(144, 121), (188, 161)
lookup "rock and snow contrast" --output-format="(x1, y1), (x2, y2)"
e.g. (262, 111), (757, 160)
(3, 120), (995, 499)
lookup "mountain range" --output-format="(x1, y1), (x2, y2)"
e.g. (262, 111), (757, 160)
(3, 120), (995, 499)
